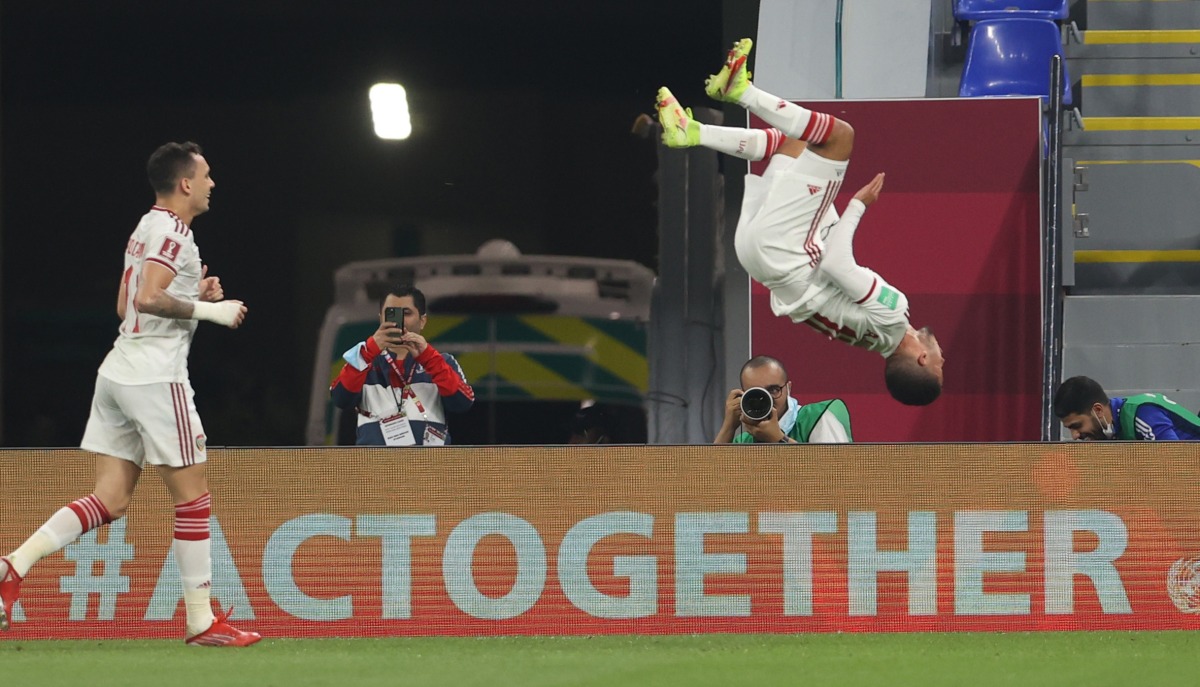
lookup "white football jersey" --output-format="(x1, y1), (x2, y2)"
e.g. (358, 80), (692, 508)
(98, 206), (202, 384)
(780, 267), (911, 357)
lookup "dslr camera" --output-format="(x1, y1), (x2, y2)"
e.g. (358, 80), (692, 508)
(739, 387), (775, 421)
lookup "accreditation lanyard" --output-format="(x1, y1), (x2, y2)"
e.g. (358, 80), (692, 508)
(381, 350), (428, 420)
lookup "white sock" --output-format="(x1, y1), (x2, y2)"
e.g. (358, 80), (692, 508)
(175, 538), (215, 636)
(8, 507), (85, 578)
(738, 84), (832, 143)
(699, 125), (769, 161)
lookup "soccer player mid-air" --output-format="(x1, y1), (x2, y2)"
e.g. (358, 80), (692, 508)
(656, 39), (944, 406)
(0, 142), (261, 646)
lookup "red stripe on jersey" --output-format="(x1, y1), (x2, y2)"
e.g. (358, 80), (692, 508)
(145, 256), (178, 274)
(810, 312), (859, 340)
(854, 277), (879, 305)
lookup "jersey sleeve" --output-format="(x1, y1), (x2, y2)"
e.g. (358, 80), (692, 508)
(1134, 404), (1183, 440)
(143, 219), (195, 276)
(806, 276), (910, 356)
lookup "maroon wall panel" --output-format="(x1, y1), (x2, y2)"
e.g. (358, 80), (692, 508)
(748, 98), (1043, 441)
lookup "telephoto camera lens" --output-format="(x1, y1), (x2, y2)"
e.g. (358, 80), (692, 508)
(740, 387), (774, 421)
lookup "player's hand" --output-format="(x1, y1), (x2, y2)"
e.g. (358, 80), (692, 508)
(372, 322), (406, 352)
(722, 388), (744, 427)
(199, 265), (224, 302)
(853, 172), (885, 207)
(214, 300), (247, 329)
(399, 331), (429, 356)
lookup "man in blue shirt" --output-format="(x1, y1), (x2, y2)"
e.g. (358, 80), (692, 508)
(1053, 375), (1200, 441)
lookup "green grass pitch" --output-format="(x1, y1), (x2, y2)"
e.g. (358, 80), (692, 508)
(2, 632), (1198, 687)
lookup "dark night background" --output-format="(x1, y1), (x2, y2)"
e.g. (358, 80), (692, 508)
(0, 1), (744, 446)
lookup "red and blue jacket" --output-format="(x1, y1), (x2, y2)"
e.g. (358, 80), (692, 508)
(330, 336), (474, 445)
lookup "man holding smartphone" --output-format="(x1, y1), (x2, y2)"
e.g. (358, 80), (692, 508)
(330, 284), (474, 445)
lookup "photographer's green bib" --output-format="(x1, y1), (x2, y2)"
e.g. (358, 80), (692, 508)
(733, 399), (853, 443)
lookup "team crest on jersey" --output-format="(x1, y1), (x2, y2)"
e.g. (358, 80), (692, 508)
(195, 434), (206, 452)
(159, 238), (181, 262)
(807, 184), (821, 196)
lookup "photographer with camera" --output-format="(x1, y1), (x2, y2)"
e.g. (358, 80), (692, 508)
(714, 356), (852, 444)
(330, 284), (474, 446)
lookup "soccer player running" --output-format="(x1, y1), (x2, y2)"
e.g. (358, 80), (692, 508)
(0, 142), (261, 646)
(656, 39), (944, 405)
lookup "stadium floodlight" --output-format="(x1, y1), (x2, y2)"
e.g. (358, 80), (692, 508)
(369, 83), (412, 140)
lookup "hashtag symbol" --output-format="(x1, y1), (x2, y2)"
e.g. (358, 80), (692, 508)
(61, 519), (134, 620)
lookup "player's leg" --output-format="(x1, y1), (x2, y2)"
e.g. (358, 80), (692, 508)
(732, 147), (848, 312)
(705, 38), (855, 162)
(656, 86), (786, 161)
(0, 456), (132, 631)
(1, 378), (138, 632)
(155, 462), (216, 638)
(145, 381), (260, 646)
(157, 463), (260, 647)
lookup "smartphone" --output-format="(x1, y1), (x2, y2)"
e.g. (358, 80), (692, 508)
(383, 307), (405, 332)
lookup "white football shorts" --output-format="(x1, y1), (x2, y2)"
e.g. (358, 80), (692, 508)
(81, 375), (207, 468)
(734, 147), (850, 310)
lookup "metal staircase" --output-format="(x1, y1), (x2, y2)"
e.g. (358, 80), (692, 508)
(1061, 0), (1200, 420)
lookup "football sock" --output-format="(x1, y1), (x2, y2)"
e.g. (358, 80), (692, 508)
(737, 85), (835, 144)
(174, 492), (216, 636)
(8, 494), (112, 578)
(698, 126), (785, 161)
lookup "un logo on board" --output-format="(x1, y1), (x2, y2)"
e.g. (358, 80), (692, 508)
(1167, 557), (1200, 613)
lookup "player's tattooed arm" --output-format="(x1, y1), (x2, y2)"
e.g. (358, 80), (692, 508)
(137, 290), (196, 319)
(135, 261), (195, 319)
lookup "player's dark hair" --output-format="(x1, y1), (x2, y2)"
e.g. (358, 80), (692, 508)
(147, 142), (203, 195)
(1053, 376), (1108, 419)
(884, 355), (941, 406)
(740, 355), (787, 384)
(379, 283), (427, 315)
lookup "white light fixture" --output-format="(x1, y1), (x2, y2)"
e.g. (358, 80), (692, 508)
(369, 83), (411, 140)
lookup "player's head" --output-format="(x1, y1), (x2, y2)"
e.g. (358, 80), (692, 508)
(740, 355), (791, 420)
(147, 141), (213, 217)
(884, 326), (943, 406)
(1053, 375), (1113, 440)
(378, 283), (428, 333)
